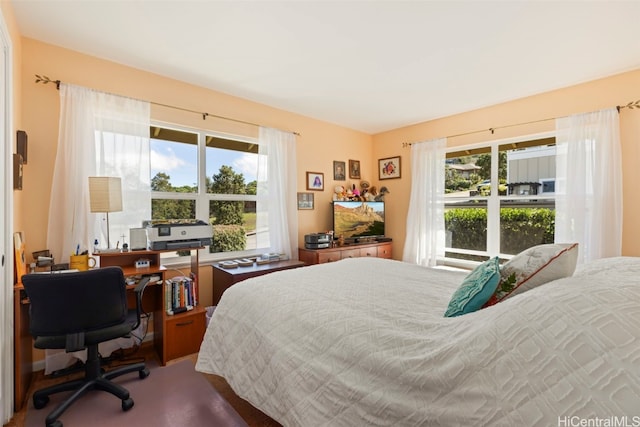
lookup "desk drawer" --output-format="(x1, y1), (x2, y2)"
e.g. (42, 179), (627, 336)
(165, 309), (206, 361)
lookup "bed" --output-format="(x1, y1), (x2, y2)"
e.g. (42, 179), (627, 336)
(196, 255), (640, 426)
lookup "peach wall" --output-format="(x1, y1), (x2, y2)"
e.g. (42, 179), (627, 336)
(372, 69), (640, 258)
(18, 38), (373, 271)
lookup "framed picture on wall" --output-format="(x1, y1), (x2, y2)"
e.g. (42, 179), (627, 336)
(306, 172), (324, 191)
(297, 192), (314, 210)
(333, 161), (346, 181)
(349, 159), (361, 179)
(378, 156), (401, 180)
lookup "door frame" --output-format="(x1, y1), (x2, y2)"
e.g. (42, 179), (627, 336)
(0, 6), (15, 422)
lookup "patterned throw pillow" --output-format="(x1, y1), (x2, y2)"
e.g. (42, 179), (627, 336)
(444, 257), (500, 317)
(483, 243), (579, 307)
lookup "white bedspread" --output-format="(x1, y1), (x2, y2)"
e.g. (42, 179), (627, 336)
(196, 257), (640, 426)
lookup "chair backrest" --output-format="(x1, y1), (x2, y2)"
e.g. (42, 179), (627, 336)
(22, 267), (128, 337)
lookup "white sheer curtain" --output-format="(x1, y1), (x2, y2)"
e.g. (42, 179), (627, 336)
(47, 84), (150, 261)
(402, 138), (447, 267)
(256, 127), (298, 259)
(555, 108), (622, 264)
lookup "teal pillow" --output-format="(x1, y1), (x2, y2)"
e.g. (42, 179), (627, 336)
(444, 257), (500, 317)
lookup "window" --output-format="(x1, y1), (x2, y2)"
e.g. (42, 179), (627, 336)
(150, 124), (266, 258)
(444, 134), (556, 264)
(206, 136), (259, 253)
(540, 179), (555, 194)
(150, 127), (198, 225)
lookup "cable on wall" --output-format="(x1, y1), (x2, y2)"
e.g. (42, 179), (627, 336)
(34, 74), (301, 136)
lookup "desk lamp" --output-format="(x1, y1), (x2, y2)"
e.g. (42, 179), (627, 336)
(89, 176), (122, 249)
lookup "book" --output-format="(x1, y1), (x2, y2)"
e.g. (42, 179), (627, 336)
(190, 272), (198, 307)
(165, 276), (197, 314)
(14, 232), (26, 282)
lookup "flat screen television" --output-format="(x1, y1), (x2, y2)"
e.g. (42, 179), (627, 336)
(332, 201), (385, 243)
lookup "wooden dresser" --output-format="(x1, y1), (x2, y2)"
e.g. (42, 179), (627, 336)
(298, 240), (392, 265)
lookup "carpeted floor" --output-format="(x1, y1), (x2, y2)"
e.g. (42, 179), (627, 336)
(24, 357), (250, 427)
(200, 373), (281, 427)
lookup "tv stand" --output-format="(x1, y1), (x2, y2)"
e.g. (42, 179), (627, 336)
(299, 240), (392, 265)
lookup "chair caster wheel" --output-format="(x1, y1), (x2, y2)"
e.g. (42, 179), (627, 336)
(33, 395), (49, 409)
(122, 397), (134, 411)
(139, 368), (150, 379)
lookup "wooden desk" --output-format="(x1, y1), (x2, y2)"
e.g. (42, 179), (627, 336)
(13, 249), (205, 410)
(212, 259), (305, 305)
(97, 249), (206, 366)
(12, 277), (162, 412)
(14, 283), (32, 412)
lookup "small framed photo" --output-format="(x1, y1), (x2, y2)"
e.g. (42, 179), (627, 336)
(306, 171), (324, 191)
(378, 156), (401, 180)
(297, 192), (314, 210)
(349, 159), (361, 179)
(333, 161), (346, 181)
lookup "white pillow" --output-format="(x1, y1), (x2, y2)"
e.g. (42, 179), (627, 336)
(484, 243), (579, 307)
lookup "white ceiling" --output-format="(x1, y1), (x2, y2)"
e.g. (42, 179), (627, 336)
(10, 0), (640, 134)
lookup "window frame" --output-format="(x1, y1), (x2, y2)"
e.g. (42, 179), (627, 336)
(150, 121), (266, 265)
(443, 131), (557, 268)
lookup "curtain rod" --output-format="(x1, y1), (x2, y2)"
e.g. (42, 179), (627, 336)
(400, 99), (640, 148)
(34, 74), (301, 136)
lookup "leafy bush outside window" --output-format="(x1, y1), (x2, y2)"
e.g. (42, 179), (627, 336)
(445, 207), (555, 258)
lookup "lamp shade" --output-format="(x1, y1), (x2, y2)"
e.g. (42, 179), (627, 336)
(88, 177), (123, 213)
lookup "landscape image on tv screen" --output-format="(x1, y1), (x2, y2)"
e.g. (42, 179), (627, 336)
(333, 201), (385, 240)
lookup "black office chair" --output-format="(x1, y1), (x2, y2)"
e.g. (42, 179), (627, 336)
(22, 267), (151, 427)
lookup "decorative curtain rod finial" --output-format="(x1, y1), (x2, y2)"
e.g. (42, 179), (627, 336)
(35, 74), (60, 90)
(618, 100), (640, 112)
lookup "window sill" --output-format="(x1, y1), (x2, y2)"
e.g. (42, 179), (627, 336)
(160, 248), (269, 268)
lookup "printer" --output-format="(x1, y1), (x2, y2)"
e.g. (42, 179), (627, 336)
(144, 219), (213, 251)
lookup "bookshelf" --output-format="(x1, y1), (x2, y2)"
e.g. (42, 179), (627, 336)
(97, 248), (206, 365)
